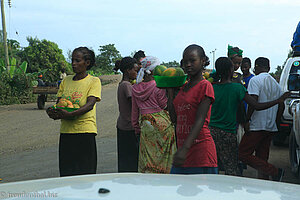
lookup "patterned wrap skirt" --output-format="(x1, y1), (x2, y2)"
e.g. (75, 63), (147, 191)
(138, 110), (177, 173)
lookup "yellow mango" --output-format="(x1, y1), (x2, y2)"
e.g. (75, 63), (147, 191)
(73, 104), (80, 108)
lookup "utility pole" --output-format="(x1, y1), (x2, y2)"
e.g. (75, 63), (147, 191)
(210, 48), (217, 70)
(1, 0), (9, 72)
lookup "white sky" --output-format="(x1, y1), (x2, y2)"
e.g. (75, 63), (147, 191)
(4, 0), (300, 72)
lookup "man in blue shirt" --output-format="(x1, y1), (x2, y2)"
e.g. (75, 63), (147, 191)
(241, 57), (255, 89)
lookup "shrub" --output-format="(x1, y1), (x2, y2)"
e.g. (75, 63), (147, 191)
(0, 72), (35, 105)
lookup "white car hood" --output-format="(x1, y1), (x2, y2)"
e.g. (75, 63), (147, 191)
(0, 173), (299, 200)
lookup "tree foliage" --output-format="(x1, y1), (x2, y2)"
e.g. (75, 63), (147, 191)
(0, 30), (22, 65)
(270, 65), (283, 82)
(270, 49), (293, 82)
(161, 60), (180, 68)
(19, 37), (67, 82)
(94, 44), (122, 74)
(8, 39), (22, 59)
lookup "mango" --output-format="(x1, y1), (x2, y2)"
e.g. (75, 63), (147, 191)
(174, 67), (185, 76)
(153, 65), (167, 76)
(57, 100), (68, 107)
(57, 98), (74, 108)
(162, 68), (177, 76)
(204, 72), (210, 79)
(73, 104), (80, 108)
(67, 104), (74, 108)
(65, 100), (73, 105)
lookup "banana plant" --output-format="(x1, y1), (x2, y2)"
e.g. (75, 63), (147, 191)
(8, 57), (17, 78)
(16, 61), (27, 74)
(2, 57), (28, 78)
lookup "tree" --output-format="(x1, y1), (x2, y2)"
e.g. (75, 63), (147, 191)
(94, 44), (122, 74)
(270, 65), (283, 82)
(19, 37), (67, 82)
(270, 49), (293, 82)
(7, 39), (21, 59)
(0, 31), (22, 61)
(282, 49), (293, 68)
(161, 60), (180, 68)
(66, 49), (72, 63)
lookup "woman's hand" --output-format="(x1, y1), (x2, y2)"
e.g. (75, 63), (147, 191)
(46, 107), (61, 120)
(56, 109), (72, 119)
(172, 147), (189, 167)
(46, 107), (72, 120)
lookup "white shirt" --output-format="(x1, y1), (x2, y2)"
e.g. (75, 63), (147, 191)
(248, 73), (282, 132)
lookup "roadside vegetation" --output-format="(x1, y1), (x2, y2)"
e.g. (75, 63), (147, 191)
(0, 31), (129, 105)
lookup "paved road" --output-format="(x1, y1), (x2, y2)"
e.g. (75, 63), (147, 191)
(0, 80), (299, 185)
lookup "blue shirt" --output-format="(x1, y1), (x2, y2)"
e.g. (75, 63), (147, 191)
(243, 74), (254, 111)
(243, 74), (254, 89)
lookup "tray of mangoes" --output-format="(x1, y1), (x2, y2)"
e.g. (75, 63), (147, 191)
(52, 98), (80, 119)
(153, 65), (187, 88)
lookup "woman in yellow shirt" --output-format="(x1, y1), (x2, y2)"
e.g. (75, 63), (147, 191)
(46, 47), (101, 177)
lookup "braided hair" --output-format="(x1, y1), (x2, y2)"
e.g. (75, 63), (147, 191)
(73, 47), (95, 70)
(114, 57), (137, 73)
(215, 57), (233, 80)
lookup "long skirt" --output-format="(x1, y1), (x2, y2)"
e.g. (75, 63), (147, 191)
(138, 110), (177, 173)
(59, 133), (97, 177)
(209, 126), (239, 175)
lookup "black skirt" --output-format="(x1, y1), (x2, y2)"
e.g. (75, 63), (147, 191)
(59, 133), (97, 177)
(117, 128), (139, 172)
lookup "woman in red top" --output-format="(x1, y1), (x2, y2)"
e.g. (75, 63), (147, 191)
(168, 44), (218, 174)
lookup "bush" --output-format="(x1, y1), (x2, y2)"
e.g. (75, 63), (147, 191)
(0, 72), (12, 104)
(0, 72), (35, 105)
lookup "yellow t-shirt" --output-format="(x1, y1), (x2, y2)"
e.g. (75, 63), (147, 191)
(57, 74), (101, 134)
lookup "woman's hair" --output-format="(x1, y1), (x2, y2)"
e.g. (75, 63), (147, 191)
(133, 50), (146, 63)
(73, 47), (95, 70)
(242, 57), (251, 66)
(183, 44), (210, 67)
(114, 57), (137, 73)
(215, 57), (233, 80)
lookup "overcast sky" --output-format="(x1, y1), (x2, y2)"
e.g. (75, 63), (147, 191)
(4, 0), (300, 72)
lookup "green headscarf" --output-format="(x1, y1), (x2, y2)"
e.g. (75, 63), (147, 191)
(227, 45), (243, 58)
